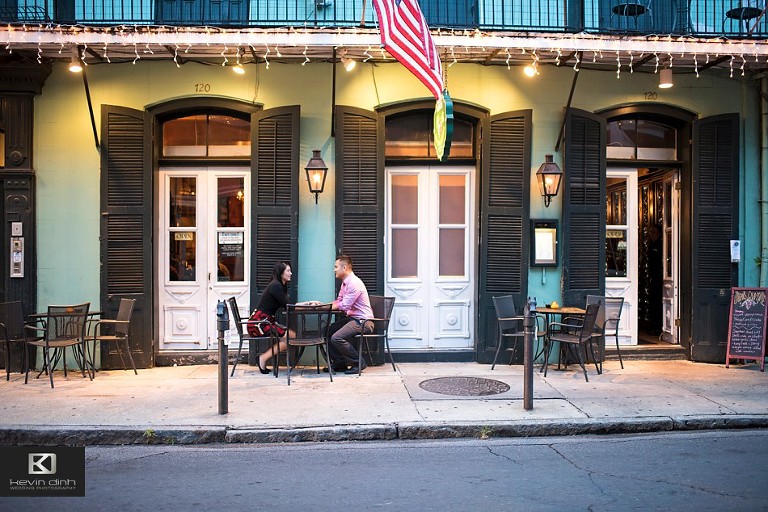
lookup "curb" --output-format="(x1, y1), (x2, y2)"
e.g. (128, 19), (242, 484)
(2, 415), (767, 446)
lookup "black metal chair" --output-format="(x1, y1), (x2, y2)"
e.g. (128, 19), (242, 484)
(24, 302), (91, 388)
(587, 295), (626, 372)
(543, 302), (602, 382)
(491, 295), (546, 370)
(353, 295), (396, 375)
(611, 0), (653, 30)
(0, 301), (28, 380)
(285, 303), (334, 386)
(87, 298), (137, 378)
(227, 296), (278, 377)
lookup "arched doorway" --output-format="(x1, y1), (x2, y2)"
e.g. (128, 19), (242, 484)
(383, 111), (477, 351)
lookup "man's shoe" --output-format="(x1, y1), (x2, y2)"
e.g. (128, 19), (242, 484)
(323, 365), (348, 373)
(345, 362), (368, 375)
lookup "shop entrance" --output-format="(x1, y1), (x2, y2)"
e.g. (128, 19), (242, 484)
(605, 167), (680, 346)
(157, 167), (250, 350)
(384, 165), (475, 351)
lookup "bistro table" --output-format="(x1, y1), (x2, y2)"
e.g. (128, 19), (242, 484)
(26, 310), (102, 376)
(535, 306), (586, 372)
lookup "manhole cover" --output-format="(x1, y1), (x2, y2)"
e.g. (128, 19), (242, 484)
(418, 377), (510, 396)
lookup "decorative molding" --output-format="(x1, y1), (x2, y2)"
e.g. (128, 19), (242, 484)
(389, 283), (421, 299)
(436, 283), (469, 298)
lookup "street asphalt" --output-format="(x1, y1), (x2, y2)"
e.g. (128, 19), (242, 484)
(1, 358), (767, 445)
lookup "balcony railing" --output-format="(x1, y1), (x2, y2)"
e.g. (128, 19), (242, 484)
(0, 0), (764, 38)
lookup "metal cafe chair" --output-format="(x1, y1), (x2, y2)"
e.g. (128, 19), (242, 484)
(543, 302), (602, 382)
(227, 296), (278, 377)
(284, 303), (334, 386)
(87, 298), (137, 378)
(353, 295), (397, 375)
(491, 295), (546, 370)
(0, 300), (28, 380)
(24, 302), (91, 388)
(587, 295), (626, 372)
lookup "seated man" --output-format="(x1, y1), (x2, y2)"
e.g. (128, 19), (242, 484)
(327, 255), (373, 374)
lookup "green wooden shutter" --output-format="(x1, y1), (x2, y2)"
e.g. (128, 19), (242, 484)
(100, 106), (152, 368)
(477, 110), (532, 363)
(334, 106), (383, 295)
(562, 108), (606, 306)
(691, 113), (739, 363)
(251, 106), (299, 305)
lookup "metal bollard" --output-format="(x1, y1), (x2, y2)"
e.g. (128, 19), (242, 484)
(217, 301), (229, 415)
(523, 296), (536, 410)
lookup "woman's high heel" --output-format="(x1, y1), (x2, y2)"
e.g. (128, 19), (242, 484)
(256, 358), (270, 375)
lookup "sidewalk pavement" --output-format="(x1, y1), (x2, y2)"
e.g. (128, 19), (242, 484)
(1, 358), (767, 445)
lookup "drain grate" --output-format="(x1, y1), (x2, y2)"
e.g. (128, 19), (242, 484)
(418, 376), (510, 396)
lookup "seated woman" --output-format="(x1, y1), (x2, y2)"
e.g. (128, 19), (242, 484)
(251, 261), (291, 374)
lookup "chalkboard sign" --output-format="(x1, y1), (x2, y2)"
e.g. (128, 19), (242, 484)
(726, 287), (767, 372)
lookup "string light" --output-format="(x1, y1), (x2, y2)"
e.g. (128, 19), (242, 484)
(302, 45), (308, 66)
(221, 43), (228, 66)
(1, 22), (766, 82)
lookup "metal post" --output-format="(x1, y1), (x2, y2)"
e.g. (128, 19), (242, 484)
(217, 301), (229, 415)
(523, 296), (536, 410)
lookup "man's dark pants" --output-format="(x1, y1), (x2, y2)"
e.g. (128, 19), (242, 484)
(327, 316), (371, 369)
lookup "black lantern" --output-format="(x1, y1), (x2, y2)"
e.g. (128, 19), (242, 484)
(536, 154), (563, 208)
(305, 149), (328, 204)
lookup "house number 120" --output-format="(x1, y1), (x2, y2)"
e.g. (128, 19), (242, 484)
(195, 83), (211, 92)
(643, 91), (658, 100)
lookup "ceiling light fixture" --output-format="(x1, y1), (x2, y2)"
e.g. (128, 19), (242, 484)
(68, 47), (83, 73)
(340, 49), (356, 72)
(233, 47), (245, 74)
(659, 67), (673, 88)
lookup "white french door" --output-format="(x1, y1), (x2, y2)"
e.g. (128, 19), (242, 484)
(157, 167), (250, 350)
(605, 168), (638, 346)
(661, 171), (680, 344)
(385, 166), (475, 351)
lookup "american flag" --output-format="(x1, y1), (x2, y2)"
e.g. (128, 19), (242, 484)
(373, 0), (443, 99)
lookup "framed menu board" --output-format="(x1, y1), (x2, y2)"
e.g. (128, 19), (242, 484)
(726, 287), (767, 372)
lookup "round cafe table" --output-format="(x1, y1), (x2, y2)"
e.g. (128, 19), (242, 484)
(536, 306), (586, 371)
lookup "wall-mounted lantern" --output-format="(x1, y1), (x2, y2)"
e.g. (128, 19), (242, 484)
(536, 154), (563, 208)
(305, 149), (328, 204)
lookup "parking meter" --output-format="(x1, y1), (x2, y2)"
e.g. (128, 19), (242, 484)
(523, 297), (536, 410)
(217, 301), (229, 415)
